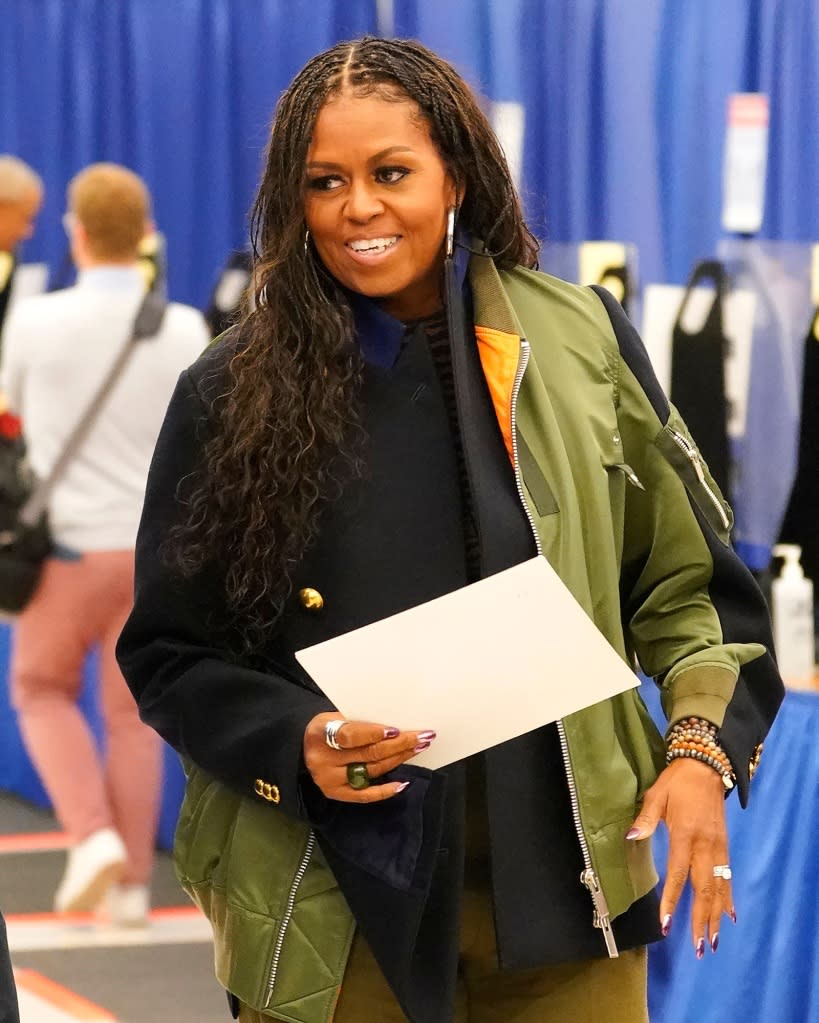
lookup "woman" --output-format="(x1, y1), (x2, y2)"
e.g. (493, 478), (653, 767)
(117, 37), (782, 1023)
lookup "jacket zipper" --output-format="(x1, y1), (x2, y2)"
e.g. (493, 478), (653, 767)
(264, 831), (316, 1006)
(668, 429), (730, 531)
(510, 340), (619, 958)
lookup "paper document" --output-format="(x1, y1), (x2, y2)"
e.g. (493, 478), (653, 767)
(296, 556), (639, 770)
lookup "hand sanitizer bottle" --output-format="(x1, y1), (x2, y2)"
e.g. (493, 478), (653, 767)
(771, 544), (816, 690)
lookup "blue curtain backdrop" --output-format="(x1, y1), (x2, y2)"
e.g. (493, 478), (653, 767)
(2, 1), (818, 306)
(0, 0), (378, 307)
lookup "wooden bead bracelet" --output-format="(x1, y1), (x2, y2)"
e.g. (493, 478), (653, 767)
(666, 716), (736, 791)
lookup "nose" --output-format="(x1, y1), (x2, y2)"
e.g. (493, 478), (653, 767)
(344, 179), (384, 224)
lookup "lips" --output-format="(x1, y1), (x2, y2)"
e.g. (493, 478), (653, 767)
(341, 233), (398, 261)
(346, 236), (400, 255)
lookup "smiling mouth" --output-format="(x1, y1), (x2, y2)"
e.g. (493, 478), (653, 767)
(346, 236), (400, 255)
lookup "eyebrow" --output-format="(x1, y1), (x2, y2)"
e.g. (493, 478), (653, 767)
(306, 146), (416, 170)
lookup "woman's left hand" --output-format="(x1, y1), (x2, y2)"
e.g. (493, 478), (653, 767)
(627, 758), (735, 957)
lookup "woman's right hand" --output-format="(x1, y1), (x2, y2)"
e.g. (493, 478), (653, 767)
(303, 712), (436, 803)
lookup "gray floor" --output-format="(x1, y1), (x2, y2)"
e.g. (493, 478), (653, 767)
(1, 791), (229, 1022)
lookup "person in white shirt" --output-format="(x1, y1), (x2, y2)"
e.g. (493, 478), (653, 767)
(0, 163), (209, 925)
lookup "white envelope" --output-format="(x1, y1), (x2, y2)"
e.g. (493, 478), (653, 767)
(296, 556), (639, 770)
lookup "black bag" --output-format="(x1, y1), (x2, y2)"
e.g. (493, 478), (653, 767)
(0, 428), (51, 612)
(0, 290), (166, 614)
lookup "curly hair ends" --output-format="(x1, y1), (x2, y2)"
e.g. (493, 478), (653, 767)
(167, 36), (539, 649)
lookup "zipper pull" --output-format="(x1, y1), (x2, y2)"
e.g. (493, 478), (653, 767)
(670, 429), (730, 530)
(613, 463), (645, 491)
(671, 430), (703, 480)
(581, 868), (619, 958)
(688, 447), (706, 485)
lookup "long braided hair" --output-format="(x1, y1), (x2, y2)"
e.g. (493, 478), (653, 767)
(169, 36), (539, 646)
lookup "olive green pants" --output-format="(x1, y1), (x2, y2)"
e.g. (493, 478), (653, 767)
(239, 886), (649, 1023)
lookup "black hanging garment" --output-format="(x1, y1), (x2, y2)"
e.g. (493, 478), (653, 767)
(778, 310), (819, 585)
(670, 259), (732, 500)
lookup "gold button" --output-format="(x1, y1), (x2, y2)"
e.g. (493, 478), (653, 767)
(255, 779), (280, 803)
(299, 587), (324, 611)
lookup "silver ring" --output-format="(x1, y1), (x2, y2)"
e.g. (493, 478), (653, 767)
(324, 719), (346, 751)
(713, 864), (732, 880)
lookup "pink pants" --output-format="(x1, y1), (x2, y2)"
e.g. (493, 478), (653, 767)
(11, 551), (160, 885)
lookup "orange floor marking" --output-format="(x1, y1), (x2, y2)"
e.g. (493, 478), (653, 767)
(14, 968), (116, 1020)
(5, 905), (201, 926)
(0, 831), (70, 853)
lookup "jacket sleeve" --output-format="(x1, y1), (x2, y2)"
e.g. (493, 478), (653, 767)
(591, 286), (784, 806)
(116, 366), (334, 819)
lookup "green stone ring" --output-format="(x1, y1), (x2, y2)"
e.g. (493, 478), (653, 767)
(346, 762), (371, 790)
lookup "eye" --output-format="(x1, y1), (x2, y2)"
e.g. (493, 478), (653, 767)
(307, 175), (344, 192)
(375, 166), (410, 185)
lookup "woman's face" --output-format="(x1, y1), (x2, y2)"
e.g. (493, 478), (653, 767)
(304, 91), (458, 322)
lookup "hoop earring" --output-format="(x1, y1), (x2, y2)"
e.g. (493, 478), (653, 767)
(445, 207), (456, 259)
(304, 228), (311, 255)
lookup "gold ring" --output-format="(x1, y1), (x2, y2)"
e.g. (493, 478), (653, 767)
(346, 763), (371, 790)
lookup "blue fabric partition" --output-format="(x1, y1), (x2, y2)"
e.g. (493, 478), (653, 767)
(0, 0), (378, 308)
(3, 2), (819, 303)
(640, 679), (819, 1022)
(517, 0), (666, 284)
(0, 625), (47, 806)
(395, 0), (819, 286)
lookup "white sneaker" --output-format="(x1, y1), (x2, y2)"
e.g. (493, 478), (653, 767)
(54, 827), (127, 914)
(104, 884), (150, 927)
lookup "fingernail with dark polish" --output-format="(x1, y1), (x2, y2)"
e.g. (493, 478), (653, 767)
(625, 827), (642, 840)
(730, 908), (737, 925)
(711, 933), (719, 953)
(383, 727), (400, 739)
(414, 741), (431, 753)
(661, 914), (673, 937)
(417, 730), (437, 742)
(396, 781), (411, 793)
(696, 938), (705, 960)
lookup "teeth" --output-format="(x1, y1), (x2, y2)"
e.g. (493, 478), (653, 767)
(348, 237), (398, 254)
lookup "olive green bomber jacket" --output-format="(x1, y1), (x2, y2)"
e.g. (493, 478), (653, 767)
(171, 256), (783, 1022)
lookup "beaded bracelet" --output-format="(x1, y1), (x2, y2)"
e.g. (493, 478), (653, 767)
(666, 716), (736, 791)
